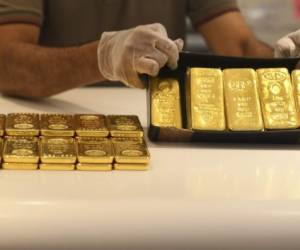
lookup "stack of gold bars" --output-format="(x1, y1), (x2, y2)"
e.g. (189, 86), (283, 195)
(0, 114), (150, 171)
(151, 68), (300, 131)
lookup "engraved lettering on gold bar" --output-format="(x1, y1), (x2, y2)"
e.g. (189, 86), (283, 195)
(223, 68), (263, 131)
(186, 68), (225, 130)
(40, 114), (74, 136)
(5, 113), (39, 136)
(75, 114), (109, 137)
(257, 68), (299, 129)
(3, 137), (39, 163)
(107, 115), (143, 137)
(40, 137), (76, 164)
(150, 78), (182, 128)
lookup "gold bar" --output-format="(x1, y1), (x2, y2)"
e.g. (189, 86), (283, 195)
(3, 137), (39, 163)
(39, 163), (75, 171)
(114, 163), (148, 171)
(112, 138), (150, 164)
(186, 68), (225, 130)
(107, 115), (144, 138)
(76, 137), (114, 164)
(76, 163), (112, 171)
(40, 114), (74, 136)
(40, 137), (76, 164)
(150, 78), (182, 128)
(0, 114), (5, 136)
(2, 163), (38, 170)
(0, 138), (3, 162)
(291, 70), (300, 121)
(257, 68), (299, 129)
(75, 114), (109, 137)
(223, 68), (264, 131)
(5, 113), (39, 136)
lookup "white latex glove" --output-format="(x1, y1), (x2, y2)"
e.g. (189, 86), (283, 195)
(274, 29), (300, 58)
(97, 23), (184, 89)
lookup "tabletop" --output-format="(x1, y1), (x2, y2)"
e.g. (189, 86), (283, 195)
(1, 86), (300, 250)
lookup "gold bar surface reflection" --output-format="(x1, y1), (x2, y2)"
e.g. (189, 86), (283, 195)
(107, 115), (143, 138)
(291, 70), (300, 121)
(39, 163), (75, 171)
(76, 163), (112, 171)
(223, 68), (264, 131)
(150, 78), (182, 128)
(114, 163), (148, 171)
(5, 113), (39, 136)
(186, 68), (225, 131)
(257, 68), (299, 129)
(0, 114), (6, 136)
(75, 114), (109, 137)
(40, 114), (74, 136)
(2, 162), (38, 170)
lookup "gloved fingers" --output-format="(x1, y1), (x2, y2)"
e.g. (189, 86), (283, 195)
(274, 36), (296, 58)
(174, 38), (184, 51)
(147, 23), (168, 37)
(155, 36), (180, 70)
(135, 57), (160, 77)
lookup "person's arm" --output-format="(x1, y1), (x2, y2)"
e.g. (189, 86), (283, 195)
(0, 24), (103, 98)
(197, 11), (274, 58)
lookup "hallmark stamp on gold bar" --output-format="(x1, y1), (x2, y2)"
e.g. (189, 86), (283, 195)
(40, 114), (74, 136)
(0, 114), (5, 136)
(107, 115), (143, 138)
(76, 137), (113, 164)
(3, 137), (39, 163)
(75, 114), (109, 137)
(150, 78), (182, 128)
(40, 137), (76, 164)
(223, 68), (263, 131)
(5, 113), (39, 136)
(257, 68), (299, 129)
(186, 68), (225, 131)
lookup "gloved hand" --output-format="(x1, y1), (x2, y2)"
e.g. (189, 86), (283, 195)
(97, 23), (184, 88)
(274, 29), (300, 58)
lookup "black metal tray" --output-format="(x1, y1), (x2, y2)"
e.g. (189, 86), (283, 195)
(147, 51), (300, 144)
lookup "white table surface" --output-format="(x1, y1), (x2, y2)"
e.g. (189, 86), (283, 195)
(1, 87), (300, 250)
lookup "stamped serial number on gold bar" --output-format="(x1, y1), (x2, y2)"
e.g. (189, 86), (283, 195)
(40, 114), (74, 137)
(107, 115), (143, 138)
(257, 68), (299, 129)
(75, 114), (109, 137)
(3, 137), (39, 163)
(186, 68), (225, 131)
(223, 68), (263, 131)
(150, 78), (182, 129)
(6, 113), (39, 136)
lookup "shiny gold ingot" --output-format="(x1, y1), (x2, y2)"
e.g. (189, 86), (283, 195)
(2, 163), (38, 170)
(150, 78), (182, 128)
(40, 137), (76, 164)
(112, 138), (150, 164)
(223, 69), (263, 131)
(75, 114), (109, 137)
(114, 163), (148, 171)
(40, 114), (74, 136)
(5, 113), (39, 136)
(3, 137), (39, 163)
(76, 163), (112, 171)
(39, 163), (75, 171)
(186, 68), (225, 130)
(0, 114), (5, 136)
(291, 70), (300, 121)
(257, 68), (299, 129)
(76, 137), (113, 163)
(107, 115), (143, 137)
(0, 138), (3, 162)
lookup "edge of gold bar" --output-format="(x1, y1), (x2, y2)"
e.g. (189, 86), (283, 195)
(0, 138), (3, 162)
(223, 68), (264, 131)
(150, 78), (182, 128)
(112, 138), (150, 164)
(2, 162), (38, 170)
(40, 114), (75, 136)
(186, 68), (225, 131)
(114, 163), (148, 171)
(75, 114), (109, 137)
(257, 68), (299, 129)
(39, 163), (75, 171)
(291, 70), (300, 121)
(40, 137), (76, 164)
(107, 115), (144, 137)
(76, 137), (113, 164)
(3, 137), (39, 163)
(5, 113), (39, 136)
(76, 163), (112, 171)
(0, 114), (5, 136)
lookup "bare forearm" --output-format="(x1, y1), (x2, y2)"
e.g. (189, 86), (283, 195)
(242, 38), (274, 58)
(0, 41), (104, 97)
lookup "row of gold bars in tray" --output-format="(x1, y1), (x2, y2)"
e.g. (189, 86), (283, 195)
(151, 68), (300, 131)
(0, 114), (150, 171)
